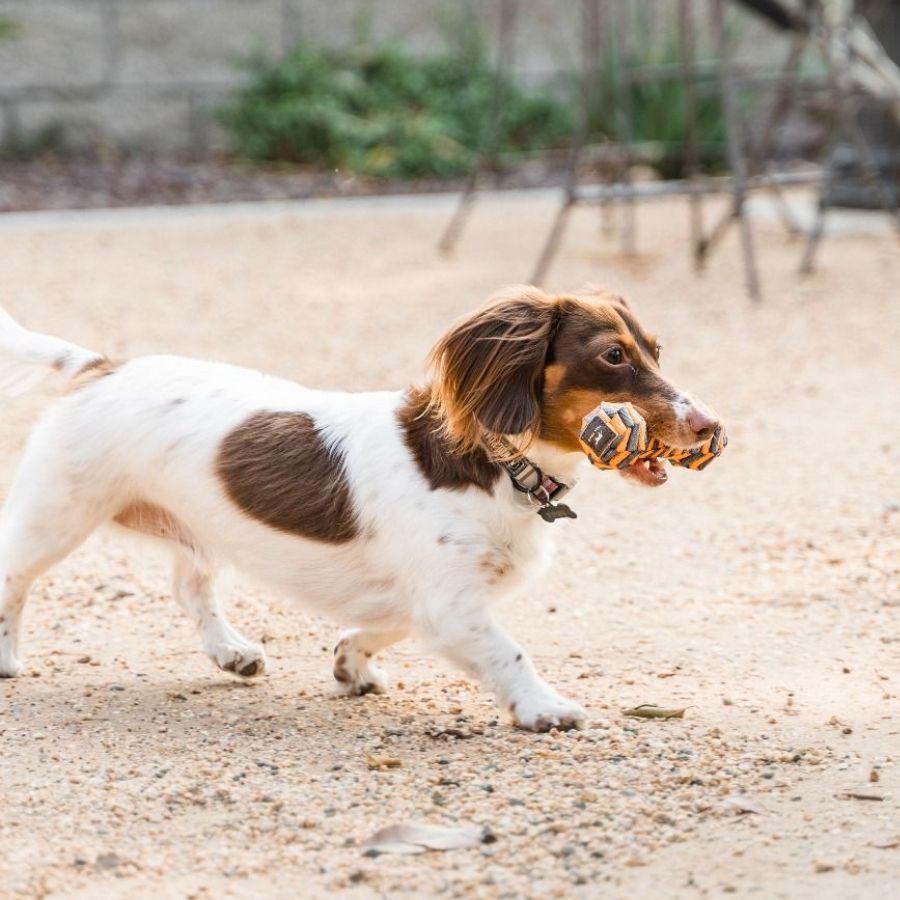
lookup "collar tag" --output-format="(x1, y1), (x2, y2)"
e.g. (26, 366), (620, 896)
(482, 434), (578, 524)
(537, 501), (577, 523)
(501, 458), (577, 523)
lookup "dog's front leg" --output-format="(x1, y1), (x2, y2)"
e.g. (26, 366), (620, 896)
(415, 592), (585, 732)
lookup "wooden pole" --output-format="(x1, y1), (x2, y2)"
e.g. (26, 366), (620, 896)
(712, 0), (761, 300)
(439, 0), (517, 254)
(679, 0), (704, 270)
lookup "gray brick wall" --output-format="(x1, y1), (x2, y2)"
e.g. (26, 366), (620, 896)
(0, 0), (783, 157)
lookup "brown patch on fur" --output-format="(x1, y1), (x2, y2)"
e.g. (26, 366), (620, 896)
(114, 500), (195, 550)
(542, 362), (567, 397)
(398, 387), (500, 494)
(65, 357), (118, 394)
(479, 545), (513, 583)
(333, 655), (350, 683)
(540, 387), (605, 452)
(216, 411), (359, 544)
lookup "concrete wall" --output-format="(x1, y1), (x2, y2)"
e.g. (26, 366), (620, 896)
(0, 0), (585, 156)
(0, 1), (776, 158)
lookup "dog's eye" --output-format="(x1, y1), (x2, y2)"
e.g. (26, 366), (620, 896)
(604, 347), (624, 365)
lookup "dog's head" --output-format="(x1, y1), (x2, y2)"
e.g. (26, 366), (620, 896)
(428, 285), (719, 487)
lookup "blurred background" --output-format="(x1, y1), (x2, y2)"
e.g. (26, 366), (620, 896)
(0, 2), (895, 205)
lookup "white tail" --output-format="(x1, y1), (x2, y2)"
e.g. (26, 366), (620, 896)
(0, 307), (104, 396)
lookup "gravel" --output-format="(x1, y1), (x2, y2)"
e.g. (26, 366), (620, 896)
(0, 189), (897, 898)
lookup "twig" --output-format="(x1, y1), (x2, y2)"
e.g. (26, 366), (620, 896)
(622, 704), (686, 719)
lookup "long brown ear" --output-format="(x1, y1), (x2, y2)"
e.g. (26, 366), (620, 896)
(428, 286), (558, 454)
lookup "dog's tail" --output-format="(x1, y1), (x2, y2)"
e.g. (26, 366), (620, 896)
(0, 307), (105, 396)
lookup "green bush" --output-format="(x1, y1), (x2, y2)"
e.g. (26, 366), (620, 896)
(0, 16), (19, 41)
(219, 38), (572, 179)
(590, 36), (728, 178)
(220, 19), (733, 181)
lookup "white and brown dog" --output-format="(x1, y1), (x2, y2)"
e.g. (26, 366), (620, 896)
(0, 287), (717, 731)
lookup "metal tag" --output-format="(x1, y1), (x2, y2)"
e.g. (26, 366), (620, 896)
(537, 502), (577, 523)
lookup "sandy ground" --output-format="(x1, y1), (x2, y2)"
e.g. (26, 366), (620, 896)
(0, 190), (897, 899)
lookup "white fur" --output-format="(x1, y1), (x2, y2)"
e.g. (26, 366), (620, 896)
(0, 307), (103, 394)
(0, 311), (586, 731)
(672, 394), (693, 423)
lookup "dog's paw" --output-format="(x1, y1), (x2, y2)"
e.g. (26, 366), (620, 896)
(209, 642), (267, 678)
(0, 653), (24, 678)
(332, 639), (388, 697)
(332, 664), (389, 697)
(510, 691), (586, 732)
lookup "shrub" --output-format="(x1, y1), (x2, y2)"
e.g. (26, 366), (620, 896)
(219, 37), (572, 179)
(590, 35), (729, 178)
(220, 20), (733, 181)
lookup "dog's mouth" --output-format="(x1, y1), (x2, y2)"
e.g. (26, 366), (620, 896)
(618, 457), (668, 487)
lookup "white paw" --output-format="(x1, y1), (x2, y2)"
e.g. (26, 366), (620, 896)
(333, 645), (388, 697)
(209, 642), (267, 678)
(509, 691), (586, 732)
(0, 654), (24, 678)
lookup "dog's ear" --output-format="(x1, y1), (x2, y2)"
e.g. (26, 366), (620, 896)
(428, 286), (558, 453)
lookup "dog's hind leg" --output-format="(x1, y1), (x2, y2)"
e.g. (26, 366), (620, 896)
(112, 502), (267, 678)
(332, 627), (407, 695)
(0, 441), (111, 677)
(171, 552), (267, 678)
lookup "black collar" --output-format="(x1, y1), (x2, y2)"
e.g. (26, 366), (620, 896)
(496, 451), (577, 524)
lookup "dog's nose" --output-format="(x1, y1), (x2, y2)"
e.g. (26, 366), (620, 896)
(688, 406), (719, 441)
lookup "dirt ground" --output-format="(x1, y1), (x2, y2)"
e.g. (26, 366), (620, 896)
(0, 190), (897, 899)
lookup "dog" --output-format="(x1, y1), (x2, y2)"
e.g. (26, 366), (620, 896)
(0, 287), (718, 731)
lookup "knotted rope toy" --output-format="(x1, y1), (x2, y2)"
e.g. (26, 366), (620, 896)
(579, 401), (727, 474)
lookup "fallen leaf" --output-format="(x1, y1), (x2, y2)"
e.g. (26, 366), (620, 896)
(721, 796), (767, 815)
(366, 755), (402, 770)
(362, 822), (495, 856)
(623, 705), (686, 719)
(871, 837), (900, 850)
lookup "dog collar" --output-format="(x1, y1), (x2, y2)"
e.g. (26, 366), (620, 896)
(484, 436), (577, 523)
(502, 456), (577, 523)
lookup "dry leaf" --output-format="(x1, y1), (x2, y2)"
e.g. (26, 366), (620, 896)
(366, 755), (402, 770)
(871, 837), (900, 850)
(721, 796), (767, 815)
(362, 822), (494, 856)
(623, 704), (686, 719)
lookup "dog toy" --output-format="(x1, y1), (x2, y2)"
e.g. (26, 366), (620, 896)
(579, 401), (726, 471)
